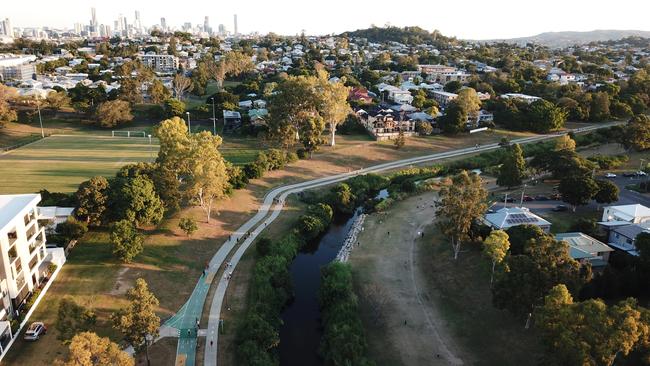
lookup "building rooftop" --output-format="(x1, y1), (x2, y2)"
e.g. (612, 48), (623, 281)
(605, 204), (650, 222)
(612, 222), (650, 240)
(484, 206), (551, 230)
(555, 232), (613, 260)
(0, 194), (40, 234)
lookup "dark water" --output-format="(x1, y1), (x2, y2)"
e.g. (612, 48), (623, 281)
(278, 210), (359, 366)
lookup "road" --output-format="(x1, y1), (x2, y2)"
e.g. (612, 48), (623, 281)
(156, 122), (620, 366)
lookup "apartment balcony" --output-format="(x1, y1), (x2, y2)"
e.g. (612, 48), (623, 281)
(25, 224), (38, 242)
(7, 246), (17, 263)
(29, 231), (45, 255)
(28, 254), (39, 273)
(23, 210), (37, 227)
(6, 231), (17, 247)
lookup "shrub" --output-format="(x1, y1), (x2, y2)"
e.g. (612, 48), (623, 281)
(55, 217), (88, 243)
(587, 154), (629, 170)
(266, 149), (286, 170)
(307, 204), (334, 227)
(243, 162), (264, 180)
(256, 237), (272, 257)
(297, 148), (309, 159)
(178, 217), (198, 237)
(227, 164), (249, 189)
(416, 121), (433, 135)
(285, 151), (299, 163)
(163, 98), (186, 118)
(319, 262), (372, 365)
(297, 215), (326, 240)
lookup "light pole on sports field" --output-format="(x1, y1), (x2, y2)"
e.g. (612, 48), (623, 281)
(148, 134), (152, 159)
(210, 97), (216, 135)
(36, 100), (44, 138)
(186, 112), (191, 134)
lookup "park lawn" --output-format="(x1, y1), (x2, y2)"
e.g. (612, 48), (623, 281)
(539, 210), (601, 234)
(422, 229), (545, 365)
(0, 123), (42, 149)
(0, 135), (158, 194)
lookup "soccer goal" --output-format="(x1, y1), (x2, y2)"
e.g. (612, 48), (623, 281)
(111, 131), (147, 138)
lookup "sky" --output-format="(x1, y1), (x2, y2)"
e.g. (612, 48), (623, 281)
(4, 0), (650, 40)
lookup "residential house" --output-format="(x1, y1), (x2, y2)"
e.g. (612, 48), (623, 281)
(349, 87), (373, 104)
(238, 100), (253, 110)
(606, 222), (649, 256)
(483, 207), (551, 232)
(555, 232), (614, 268)
(357, 108), (417, 141)
(223, 110), (242, 132)
(602, 204), (650, 224)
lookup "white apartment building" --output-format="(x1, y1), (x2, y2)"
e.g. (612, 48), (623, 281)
(0, 54), (37, 81)
(500, 93), (542, 104)
(417, 64), (470, 84)
(139, 54), (179, 73)
(0, 195), (49, 321)
(431, 90), (458, 107)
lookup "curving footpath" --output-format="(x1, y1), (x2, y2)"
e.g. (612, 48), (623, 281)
(159, 123), (619, 366)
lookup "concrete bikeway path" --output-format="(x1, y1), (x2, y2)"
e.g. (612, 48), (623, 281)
(198, 121), (620, 366)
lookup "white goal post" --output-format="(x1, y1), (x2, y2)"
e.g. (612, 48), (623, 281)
(111, 131), (147, 138)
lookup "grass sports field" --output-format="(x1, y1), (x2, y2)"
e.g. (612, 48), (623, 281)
(0, 135), (158, 194)
(0, 134), (261, 194)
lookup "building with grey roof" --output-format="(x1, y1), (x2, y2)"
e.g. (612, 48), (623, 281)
(555, 232), (613, 268)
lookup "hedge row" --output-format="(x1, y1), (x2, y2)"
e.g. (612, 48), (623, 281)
(229, 149), (299, 189)
(319, 262), (374, 366)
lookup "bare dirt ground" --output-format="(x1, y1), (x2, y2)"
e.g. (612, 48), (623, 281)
(350, 191), (468, 366)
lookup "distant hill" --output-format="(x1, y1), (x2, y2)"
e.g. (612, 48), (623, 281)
(340, 26), (454, 47)
(479, 30), (650, 48)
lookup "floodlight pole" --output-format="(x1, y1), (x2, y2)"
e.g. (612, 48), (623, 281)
(148, 134), (152, 159)
(186, 112), (191, 134)
(211, 97), (216, 135)
(36, 102), (44, 138)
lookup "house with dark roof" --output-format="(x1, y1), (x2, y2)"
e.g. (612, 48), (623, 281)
(606, 222), (650, 256)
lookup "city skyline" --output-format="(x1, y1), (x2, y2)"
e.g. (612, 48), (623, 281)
(2, 0), (650, 39)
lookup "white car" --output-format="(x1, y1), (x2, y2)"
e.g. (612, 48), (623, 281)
(637, 171), (648, 177)
(605, 173), (617, 178)
(24, 322), (47, 341)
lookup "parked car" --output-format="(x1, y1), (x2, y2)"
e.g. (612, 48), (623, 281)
(535, 195), (550, 201)
(24, 322), (47, 341)
(605, 173), (617, 178)
(637, 171), (648, 177)
(522, 195), (534, 202)
(499, 196), (516, 203)
(623, 172), (637, 177)
(552, 205), (569, 212)
(550, 193), (562, 200)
